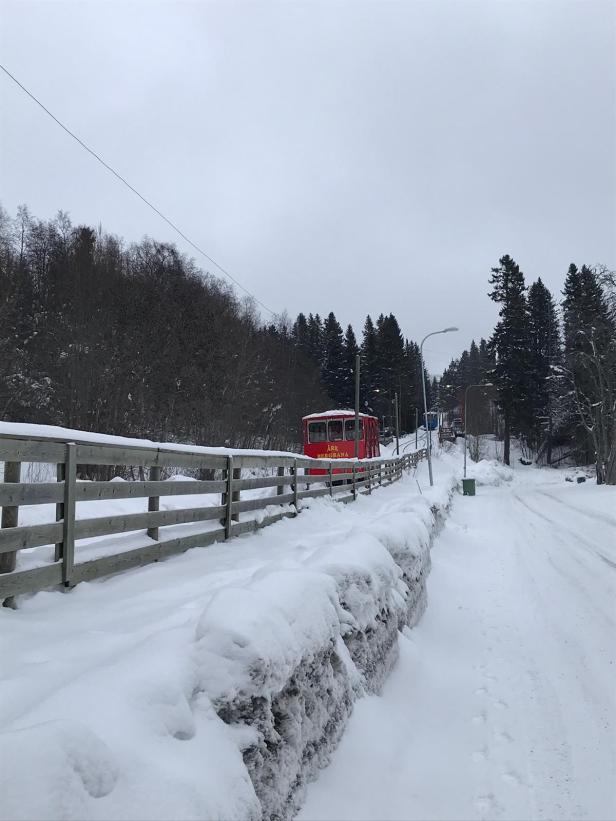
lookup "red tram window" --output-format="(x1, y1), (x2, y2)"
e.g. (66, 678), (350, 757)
(329, 420), (343, 441)
(308, 421), (327, 443)
(344, 419), (363, 440)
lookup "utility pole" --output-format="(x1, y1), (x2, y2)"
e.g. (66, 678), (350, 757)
(354, 354), (360, 459)
(546, 308), (553, 466)
(394, 392), (400, 455)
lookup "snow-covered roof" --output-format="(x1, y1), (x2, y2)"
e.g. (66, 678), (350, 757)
(302, 410), (375, 420)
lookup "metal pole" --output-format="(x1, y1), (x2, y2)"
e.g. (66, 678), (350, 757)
(419, 327), (459, 487)
(464, 384), (469, 479)
(415, 407), (418, 449)
(420, 336), (434, 486)
(394, 392), (400, 455)
(354, 353), (360, 459)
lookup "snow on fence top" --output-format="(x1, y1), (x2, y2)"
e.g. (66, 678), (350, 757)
(0, 422), (427, 602)
(0, 421), (299, 460)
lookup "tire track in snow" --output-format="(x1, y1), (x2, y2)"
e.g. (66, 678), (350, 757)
(507, 490), (615, 819)
(536, 487), (616, 528)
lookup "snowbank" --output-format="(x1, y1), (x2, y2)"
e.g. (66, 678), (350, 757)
(465, 458), (514, 486)
(0, 453), (457, 821)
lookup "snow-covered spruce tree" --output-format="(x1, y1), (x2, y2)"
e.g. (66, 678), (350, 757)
(526, 278), (562, 461)
(439, 357), (459, 413)
(376, 313), (407, 423)
(291, 312), (309, 356)
(562, 264), (616, 484)
(305, 313), (325, 368)
(439, 338), (496, 423)
(404, 340), (426, 430)
(467, 340), (483, 385)
(321, 312), (347, 406)
(478, 337), (496, 382)
(488, 254), (532, 465)
(429, 376), (438, 409)
(341, 323), (359, 408)
(376, 314), (405, 386)
(360, 315), (379, 401)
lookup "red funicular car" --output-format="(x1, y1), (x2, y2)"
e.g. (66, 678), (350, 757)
(302, 410), (381, 474)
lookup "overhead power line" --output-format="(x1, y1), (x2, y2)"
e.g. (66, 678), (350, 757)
(0, 63), (276, 316)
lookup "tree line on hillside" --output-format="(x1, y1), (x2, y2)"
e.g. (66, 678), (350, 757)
(0, 206), (331, 450)
(440, 255), (615, 484)
(0, 206), (432, 450)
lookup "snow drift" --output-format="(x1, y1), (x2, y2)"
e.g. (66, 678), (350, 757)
(0, 450), (457, 821)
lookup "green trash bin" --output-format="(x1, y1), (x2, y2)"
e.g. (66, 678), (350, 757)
(462, 478), (476, 496)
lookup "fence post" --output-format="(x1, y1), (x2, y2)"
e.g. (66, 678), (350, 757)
(224, 455), (234, 539)
(220, 462), (228, 527)
(352, 464), (357, 500)
(54, 462), (65, 562)
(367, 463), (372, 494)
(379, 462), (383, 486)
(232, 467), (241, 523)
(1, 461), (21, 605)
(147, 464), (161, 540)
(277, 465), (285, 496)
(62, 444), (77, 588)
(292, 459), (299, 513)
(328, 462), (333, 496)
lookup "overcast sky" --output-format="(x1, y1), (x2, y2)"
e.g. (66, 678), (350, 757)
(1, 0), (614, 373)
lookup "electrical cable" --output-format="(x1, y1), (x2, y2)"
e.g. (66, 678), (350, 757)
(0, 63), (277, 316)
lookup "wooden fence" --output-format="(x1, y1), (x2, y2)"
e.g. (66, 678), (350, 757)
(0, 431), (427, 601)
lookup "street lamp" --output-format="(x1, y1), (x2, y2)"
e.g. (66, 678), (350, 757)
(464, 383), (493, 478)
(420, 327), (459, 486)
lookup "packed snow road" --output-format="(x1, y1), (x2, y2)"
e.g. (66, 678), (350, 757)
(300, 468), (616, 821)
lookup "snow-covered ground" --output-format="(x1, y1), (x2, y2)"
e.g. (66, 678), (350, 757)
(2, 437), (613, 821)
(0, 439), (454, 821)
(299, 455), (616, 821)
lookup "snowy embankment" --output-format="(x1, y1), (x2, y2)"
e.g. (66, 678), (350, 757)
(0, 444), (458, 821)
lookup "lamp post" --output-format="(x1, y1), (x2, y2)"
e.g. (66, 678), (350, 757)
(420, 327), (459, 486)
(393, 392), (400, 455)
(464, 383), (493, 478)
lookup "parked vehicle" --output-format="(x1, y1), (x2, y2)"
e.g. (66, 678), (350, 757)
(424, 411), (438, 431)
(302, 410), (381, 474)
